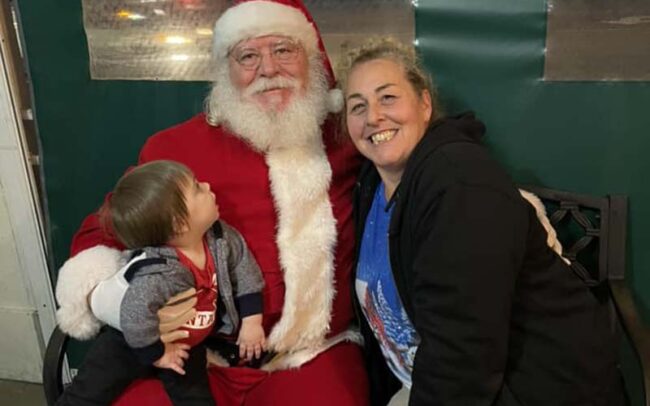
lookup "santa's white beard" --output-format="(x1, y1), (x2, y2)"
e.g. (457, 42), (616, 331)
(206, 56), (330, 152)
(205, 56), (340, 353)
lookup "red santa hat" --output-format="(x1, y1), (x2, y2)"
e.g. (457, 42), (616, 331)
(212, 0), (343, 113)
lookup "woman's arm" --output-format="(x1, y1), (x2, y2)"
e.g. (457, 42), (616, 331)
(409, 183), (526, 405)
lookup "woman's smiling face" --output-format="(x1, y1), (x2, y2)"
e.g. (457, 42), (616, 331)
(345, 58), (432, 180)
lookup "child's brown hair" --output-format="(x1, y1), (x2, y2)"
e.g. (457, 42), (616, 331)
(101, 160), (193, 249)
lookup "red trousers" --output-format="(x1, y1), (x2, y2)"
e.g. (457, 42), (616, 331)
(113, 342), (369, 405)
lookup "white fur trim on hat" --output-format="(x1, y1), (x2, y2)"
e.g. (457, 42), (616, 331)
(213, 1), (319, 59)
(327, 88), (343, 113)
(55, 245), (125, 340)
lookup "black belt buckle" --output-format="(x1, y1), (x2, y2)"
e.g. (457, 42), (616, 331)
(247, 350), (277, 369)
(205, 337), (276, 369)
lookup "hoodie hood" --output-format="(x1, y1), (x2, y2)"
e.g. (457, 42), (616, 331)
(402, 111), (486, 178)
(425, 111), (485, 147)
(446, 111), (486, 141)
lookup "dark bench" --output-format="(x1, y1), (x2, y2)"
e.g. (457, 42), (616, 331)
(42, 186), (650, 405)
(521, 185), (649, 405)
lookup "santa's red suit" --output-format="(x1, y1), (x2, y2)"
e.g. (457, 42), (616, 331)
(67, 113), (368, 405)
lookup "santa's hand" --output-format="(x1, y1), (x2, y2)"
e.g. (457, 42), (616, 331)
(154, 342), (191, 375)
(237, 314), (266, 361)
(158, 288), (197, 343)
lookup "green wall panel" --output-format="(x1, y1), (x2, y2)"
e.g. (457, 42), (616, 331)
(16, 0), (208, 275)
(416, 0), (649, 403)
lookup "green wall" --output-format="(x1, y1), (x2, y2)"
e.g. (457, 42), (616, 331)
(18, 0), (649, 402)
(16, 0), (208, 274)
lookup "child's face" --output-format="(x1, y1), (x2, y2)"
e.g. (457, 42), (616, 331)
(181, 176), (220, 234)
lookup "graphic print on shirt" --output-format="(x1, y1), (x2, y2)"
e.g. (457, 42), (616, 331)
(356, 182), (419, 388)
(185, 272), (217, 330)
(356, 279), (419, 387)
(176, 241), (218, 346)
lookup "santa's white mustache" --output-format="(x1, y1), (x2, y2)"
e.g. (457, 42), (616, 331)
(244, 77), (299, 97)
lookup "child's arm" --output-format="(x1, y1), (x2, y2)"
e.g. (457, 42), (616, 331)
(237, 313), (265, 360)
(120, 264), (195, 366)
(220, 222), (265, 317)
(219, 222), (266, 361)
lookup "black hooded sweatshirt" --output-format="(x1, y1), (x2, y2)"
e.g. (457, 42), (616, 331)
(354, 112), (624, 406)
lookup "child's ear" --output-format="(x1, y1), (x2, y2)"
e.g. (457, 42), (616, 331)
(172, 216), (189, 235)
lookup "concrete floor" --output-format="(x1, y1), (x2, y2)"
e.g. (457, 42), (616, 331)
(0, 380), (46, 405)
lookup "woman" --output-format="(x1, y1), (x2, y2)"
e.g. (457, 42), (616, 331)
(340, 38), (625, 406)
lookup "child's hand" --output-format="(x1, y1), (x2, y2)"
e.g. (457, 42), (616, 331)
(237, 314), (266, 361)
(153, 342), (191, 375)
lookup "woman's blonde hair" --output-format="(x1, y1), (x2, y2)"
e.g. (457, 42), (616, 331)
(337, 37), (443, 122)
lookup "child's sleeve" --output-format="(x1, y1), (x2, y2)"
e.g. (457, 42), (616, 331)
(221, 223), (265, 318)
(120, 265), (194, 365)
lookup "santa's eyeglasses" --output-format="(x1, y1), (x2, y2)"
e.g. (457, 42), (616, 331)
(229, 40), (301, 69)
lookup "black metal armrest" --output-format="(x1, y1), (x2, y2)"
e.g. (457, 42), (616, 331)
(43, 326), (69, 406)
(610, 280), (650, 406)
(518, 187), (648, 403)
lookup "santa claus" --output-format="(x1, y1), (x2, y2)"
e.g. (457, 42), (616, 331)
(54, 0), (369, 404)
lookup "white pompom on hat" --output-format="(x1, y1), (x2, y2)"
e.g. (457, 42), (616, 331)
(212, 0), (343, 112)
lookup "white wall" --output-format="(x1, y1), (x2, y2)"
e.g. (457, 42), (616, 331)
(0, 24), (57, 382)
(0, 187), (43, 382)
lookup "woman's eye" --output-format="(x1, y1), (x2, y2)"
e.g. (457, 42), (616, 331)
(381, 94), (396, 103)
(349, 104), (366, 114)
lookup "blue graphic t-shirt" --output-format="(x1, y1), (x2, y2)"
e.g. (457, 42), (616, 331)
(356, 183), (420, 388)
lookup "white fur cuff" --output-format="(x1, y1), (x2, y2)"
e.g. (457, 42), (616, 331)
(55, 245), (124, 340)
(262, 329), (363, 371)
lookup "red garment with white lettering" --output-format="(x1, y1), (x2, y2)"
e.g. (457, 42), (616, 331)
(175, 240), (217, 347)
